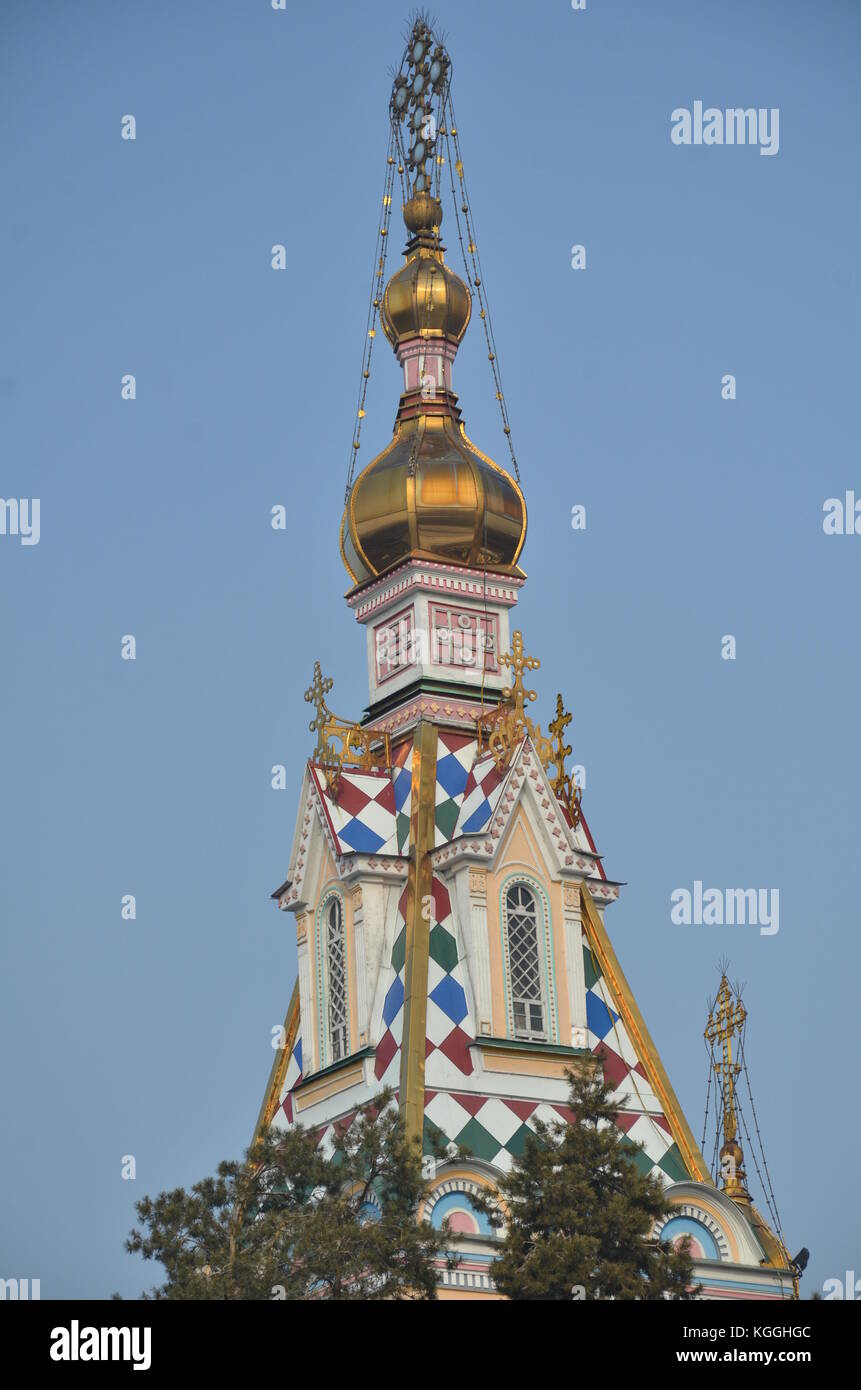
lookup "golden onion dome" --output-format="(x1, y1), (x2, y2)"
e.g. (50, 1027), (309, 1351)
(340, 191), (526, 587)
(340, 414), (526, 584)
(381, 196), (471, 347)
(381, 251), (471, 347)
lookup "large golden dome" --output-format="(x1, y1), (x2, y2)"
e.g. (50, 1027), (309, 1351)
(341, 413), (526, 583)
(340, 191), (526, 587)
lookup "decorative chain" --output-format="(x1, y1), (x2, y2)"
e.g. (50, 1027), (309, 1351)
(443, 90), (520, 482)
(345, 127), (398, 501)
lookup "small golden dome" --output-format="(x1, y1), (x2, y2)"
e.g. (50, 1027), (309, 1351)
(381, 253), (471, 348)
(341, 414), (526, 584)
(381, 197), (471, 347)
(403, 190), (443, 235)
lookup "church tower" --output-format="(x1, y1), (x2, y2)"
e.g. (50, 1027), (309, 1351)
(256, 18), (796, 1300)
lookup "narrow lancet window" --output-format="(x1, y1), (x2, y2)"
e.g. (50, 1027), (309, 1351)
(327, 898), (348, 1062)
(505, 884), (546, 1041)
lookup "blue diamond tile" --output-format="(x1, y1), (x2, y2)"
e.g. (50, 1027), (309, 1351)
(462, 799), (492, 834)
(383, 975), (405, 1027)
(430, 974), (468, 1025)
(338, 818), (386, 853)
(436, 752), (469, 799)
(586, 989), (618, 1040)
(393, 766), (411, 811)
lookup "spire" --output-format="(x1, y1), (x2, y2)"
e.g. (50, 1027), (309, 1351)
(390, 15), (451, 201)
(705, 974), (750, 1203)
(339, 17), (526, 589)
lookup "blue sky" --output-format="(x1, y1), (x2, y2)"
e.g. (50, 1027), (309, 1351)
(2, 0), (858, 1298)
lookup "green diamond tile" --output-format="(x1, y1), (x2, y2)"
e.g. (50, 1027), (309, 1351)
(454, 1117), (502, 1163)
(503, 1121), (542, 1158)
(656, 1142), (689, 1183)
(429, 923), (458, 973)
(620, 1136), (654, 1176)
(391, 926), (406, 975)
(583, 943), (600, 990)
(423, 1114), (446, 1156)
(396, 811), (410, 853)
(435, 797), (460, 842)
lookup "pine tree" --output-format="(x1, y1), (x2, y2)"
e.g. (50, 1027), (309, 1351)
(123, 1092), (448, 1300)
(476, 1066), (699, 1300)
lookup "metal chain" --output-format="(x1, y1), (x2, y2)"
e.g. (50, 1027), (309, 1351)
(701, 1035), (715, 1159)
(738, 1028), (787, 1245)
(443, 90), (520, 482)
(345, 128), (397, 500)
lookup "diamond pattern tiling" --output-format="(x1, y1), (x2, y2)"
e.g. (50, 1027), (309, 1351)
(424, 877), (475, 1084)
(374, 886), (409, 1082)
(420, 1084), (686, 1184)
(434, 732), (476, 847)
(413, 920), (694, 1183)
(392, 740), (412, 852)
(454, 750), (507, 836)
(472, 1097), (524, 1147)
(580, 928), (691, 1179)
(312, 766), (400, 856)
(425, 997), (455, 1048)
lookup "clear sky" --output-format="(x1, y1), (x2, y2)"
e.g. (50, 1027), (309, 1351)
(2, 0), (858, 1299)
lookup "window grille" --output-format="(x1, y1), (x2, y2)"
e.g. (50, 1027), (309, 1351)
(505, 883), (546, 1041)
(326, 898), (348, 1062)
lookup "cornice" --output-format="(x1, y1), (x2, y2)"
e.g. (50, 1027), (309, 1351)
(347, 557), (524, 619)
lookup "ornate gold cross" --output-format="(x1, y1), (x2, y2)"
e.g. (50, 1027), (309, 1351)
(547, 692), (582, 827)
(304, 661), (334, 763)
(548, 693), (572, 787)
(500, 629), (540, 715)
(705, 975), (747, 1147)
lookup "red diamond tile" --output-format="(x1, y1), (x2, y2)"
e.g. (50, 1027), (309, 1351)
(437, 1027), (474, 1075)
(392, 738), (413, 768)
(374, 1029), (398, 1079)
(503, 1098), (538, 1122)
(335, 778), (373, 817)
(594, 1040), (629, 1089)
(432, 876), (451, 922)
(439, 730), (474, 755)
(614, 1111), (638, 1134)
(449, 1092), (488, 1117)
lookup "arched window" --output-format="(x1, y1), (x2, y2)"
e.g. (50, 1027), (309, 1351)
(326, 898), (348, 1062)
(505, 883), (546, 1041)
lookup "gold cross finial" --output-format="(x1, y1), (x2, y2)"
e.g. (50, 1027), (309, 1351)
(548, 693), (572, 784)
(499, 630), (540, 716)
(705, 974), (748, 1191)
(304, 661), (334, 763)
(546, 692), (582, 827)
